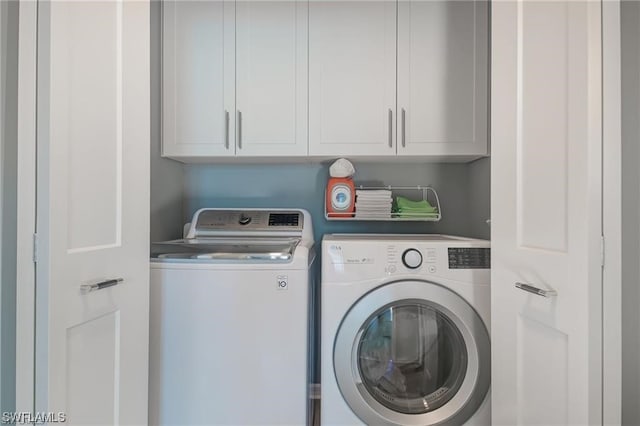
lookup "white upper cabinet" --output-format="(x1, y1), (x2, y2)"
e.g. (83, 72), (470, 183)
(162, 0), (489, 161)
(308, 1), (397, 156)
(163, 1), (308, 160)
(163, 1), (235, 157)
(236, 1), (308, 156)
(308, 0), (488, 159)
(397, 0), (488, 157)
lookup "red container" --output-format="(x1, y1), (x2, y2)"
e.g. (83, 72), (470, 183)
(326, 177), (355, 218)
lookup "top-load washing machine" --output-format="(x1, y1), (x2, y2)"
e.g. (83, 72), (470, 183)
(149, 208), (315, 426)
(321, 234), (490, 426)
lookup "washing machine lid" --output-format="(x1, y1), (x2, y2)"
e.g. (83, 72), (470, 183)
(150, 237), (300, 263)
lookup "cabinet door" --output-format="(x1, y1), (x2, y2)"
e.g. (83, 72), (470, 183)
(236, 1), (308, 157)
(309, 1), (396, 156)
(397, 0), (488, 157)
(162, 1), (235, 158)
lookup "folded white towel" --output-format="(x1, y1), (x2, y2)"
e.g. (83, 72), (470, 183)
(356, 198), (392, 203)
(356, 193), (392, 198)
(356, 190), (392, 196)
(355, 201), (393, 207)
(354, 213), (392, 219)
(355, 209), (390, 213)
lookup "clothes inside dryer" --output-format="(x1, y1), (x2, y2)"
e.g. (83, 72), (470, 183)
(357, 303), (468, 415)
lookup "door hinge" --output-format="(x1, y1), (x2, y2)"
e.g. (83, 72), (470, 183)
(33, 233), (39, 263)
(600, 235), (605, 268)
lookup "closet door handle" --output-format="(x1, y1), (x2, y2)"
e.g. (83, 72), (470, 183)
(81, 278), (123, 294)
(224, 110), (230, 149)
(388, 109), (393, 148)
(401, 108), (406, 148)
(237, 110), (242, 149)
(515, 282), (558, 298)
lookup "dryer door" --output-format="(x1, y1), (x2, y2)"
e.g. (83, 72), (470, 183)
(334, 280), (490, 426)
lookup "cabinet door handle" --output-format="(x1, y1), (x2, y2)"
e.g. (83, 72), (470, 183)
(237, 110), (242, 149)
(81, 278), (124, 294)
(401, 108), (406, 148)
(224, 110), (230, 149)
(515, 282), (557, 298)
(388, 109), (393, 148)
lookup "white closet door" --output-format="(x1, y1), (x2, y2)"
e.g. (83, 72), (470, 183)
(309, 0), (396, 156)
(36, 1), (150, 424)
(397, 0), (488, 158)
(162, 0), (235, 158)
(236, 1), (308, 157)
(491, 1), (603, 424)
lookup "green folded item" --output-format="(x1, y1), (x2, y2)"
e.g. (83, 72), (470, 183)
(396, 211), (438, 217)
(395, 196), (437, 213)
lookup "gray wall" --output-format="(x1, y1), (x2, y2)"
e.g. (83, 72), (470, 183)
(468, 157), (491, 240)
(182, 161), (490, 243)
(150, 1), (183, 243)
(622, 1), (640, 424)
(0, 0), (19, 415)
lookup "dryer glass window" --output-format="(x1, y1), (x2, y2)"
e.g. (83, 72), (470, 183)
(357, 303), (467, 415)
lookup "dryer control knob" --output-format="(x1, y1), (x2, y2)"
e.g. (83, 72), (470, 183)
(402, 249), (423, 269)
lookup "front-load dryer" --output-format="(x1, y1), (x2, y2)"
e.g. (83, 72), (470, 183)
(321, 234), (490, 426)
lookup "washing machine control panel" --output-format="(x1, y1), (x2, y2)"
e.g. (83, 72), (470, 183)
(402, 249), (423, 269)
(191, 209), (304, 235)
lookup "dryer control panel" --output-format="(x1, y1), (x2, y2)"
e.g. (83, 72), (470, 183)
(448, 248), (491, 269)
(322, 234), (491, 285)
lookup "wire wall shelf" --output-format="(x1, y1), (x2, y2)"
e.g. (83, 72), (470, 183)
(325, 185), (442, 222)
